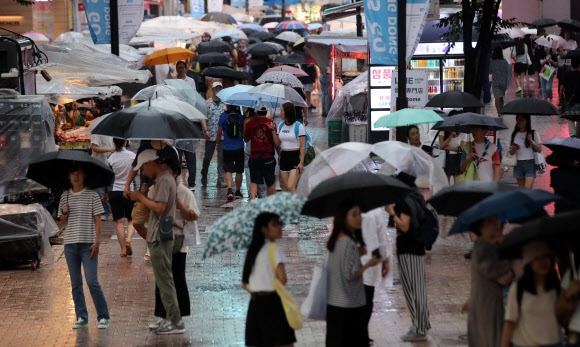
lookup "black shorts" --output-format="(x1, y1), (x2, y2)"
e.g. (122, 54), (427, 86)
(245, 292), (296, 347)
(514, 62), (528, 75)
(109, 191), (135, 221)
(223, 148), (245, 173)
(248, 157), (276, 186)
(279, 150), (300, 172)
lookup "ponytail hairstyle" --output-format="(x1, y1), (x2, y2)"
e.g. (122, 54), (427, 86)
(242, 212), (281, 284)
(327, 200), (365, 252)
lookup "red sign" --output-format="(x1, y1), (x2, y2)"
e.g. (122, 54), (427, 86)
(78, 2), (85, 11)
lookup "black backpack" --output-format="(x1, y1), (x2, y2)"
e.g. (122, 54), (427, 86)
(407, 193), (439, 250)
(226, 111), (242, 138)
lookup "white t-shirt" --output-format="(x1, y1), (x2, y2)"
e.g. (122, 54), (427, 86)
(247, 241), (287, 292)
(107, 148), (136, 191)
(513, 131), (541, 161)
(440, 133), (468, 153)
(90, 134), (114, 163)
(562, 267), (580, 332)
(361, 207), (390, 288)
(472, 140), (500, 182)
(504, 282), (562, 346)
(278, 122), (306, 150)
(181, 76), (197, 91)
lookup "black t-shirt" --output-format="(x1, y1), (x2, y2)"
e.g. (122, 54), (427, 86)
(551, 166), (580, 214)
(562, 70), (580, 102)
(395, 193), (426, 256)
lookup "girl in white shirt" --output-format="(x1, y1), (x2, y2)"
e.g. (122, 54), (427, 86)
(278, 102), (306, 193)
(501, 241), (562, 347)
(242, 212), (296, 347)
(508, 114), (542, 189)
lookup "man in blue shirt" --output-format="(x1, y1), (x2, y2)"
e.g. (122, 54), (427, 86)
(216, 105), (245, 200)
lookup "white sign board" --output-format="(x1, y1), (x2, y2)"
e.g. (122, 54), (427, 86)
(391, 70), (429, 108)
(369, 66), (394, 87)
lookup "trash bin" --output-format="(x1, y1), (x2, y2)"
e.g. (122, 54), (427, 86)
(328, 119), (342, 147)
(348, 122), (368, 143)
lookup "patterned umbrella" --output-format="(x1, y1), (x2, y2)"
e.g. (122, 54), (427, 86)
(256, 71), (303, 88)
(276, 21), (308, 31)
(264, 65), (308, 77)
(202, 193), (306, 258)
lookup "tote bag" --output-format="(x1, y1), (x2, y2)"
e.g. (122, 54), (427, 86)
(268, 243), (303, 330)
(300, 263), (328, 320)
(183, 221), (201, 246)
(459, 142), (479, 182)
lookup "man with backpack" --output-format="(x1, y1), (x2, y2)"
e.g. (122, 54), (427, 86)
(216, 104), (245, 200)
(244, 104), (281, 200)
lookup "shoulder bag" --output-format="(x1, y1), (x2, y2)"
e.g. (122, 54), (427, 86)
(268, 243), (303, 330)
(532, 130), (546, 174)
(501, 151), (517, 167)
(459, 142), (479, 182)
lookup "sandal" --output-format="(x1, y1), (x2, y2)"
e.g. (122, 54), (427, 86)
(120, 252), (127, 258)
(126, 242), (133, 256)
(144, 254), (150, 261)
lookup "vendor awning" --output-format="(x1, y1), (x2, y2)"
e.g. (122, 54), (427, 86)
(36, 78), (122, 104)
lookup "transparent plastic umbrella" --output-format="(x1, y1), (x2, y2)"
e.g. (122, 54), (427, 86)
(132, 96), (206, 121)
(164, 79), (208, 115)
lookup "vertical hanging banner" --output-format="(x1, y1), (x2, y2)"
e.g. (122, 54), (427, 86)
(364, 0), (398, 65)
(190, 0), (205, 18)
(364, 0), (431, 65)
(85, 0), (144, 44)
(118, 0), (144, 44)
(208, 0), (223, 13)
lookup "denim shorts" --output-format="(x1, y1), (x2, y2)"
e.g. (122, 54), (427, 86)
(513, 159), (536, 179)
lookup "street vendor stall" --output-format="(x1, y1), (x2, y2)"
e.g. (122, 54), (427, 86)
(0, 93), (56, 203)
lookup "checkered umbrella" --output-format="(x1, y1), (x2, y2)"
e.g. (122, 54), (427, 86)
(276, 21), (308, 31)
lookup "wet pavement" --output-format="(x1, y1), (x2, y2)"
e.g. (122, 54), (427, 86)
(0, 86), (571, 346)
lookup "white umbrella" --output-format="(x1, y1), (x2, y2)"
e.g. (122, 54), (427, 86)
(132, 96), (207, 121)
(53, 31), (87, 44)
(247, 83), (307, 108)
(256, 71), (303, 88)
(22, 31), (50, 44)
(132, 85), (188, 101)
(307, 23), (323, 31)
(165, 79), (208, 115)
(263, 22), (279, 29)
(276, 31), (302, 43)
(212, 28), (248, 41)
(499, 27), (525, 39)
(535, 34), (570, 50)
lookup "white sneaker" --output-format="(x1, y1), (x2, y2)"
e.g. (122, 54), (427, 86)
(148, 317), (164, 330)
(100, 215), (108, 221)
(97, 318), (109, 329)
(275, 181), (282, 191)
(72, 317), (88, 329)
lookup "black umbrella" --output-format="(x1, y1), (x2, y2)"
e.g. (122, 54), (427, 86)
(248, 43), (279, 56)
(491, 36), (516, 49)
(195, 53), (232, 65)
(431, 112), (508, 133)
(300, 172), (413, 218)
(427, 181), (521, 216)
(531, 18), (557, 28)
(91, 104), (204, 140)
(249, 31), (276, 42)
(558, 19), (580, 32)
(564, 49), (580, 59)
(274, 54), (306, 65)
(26, 150), (114, 189)
(424, 91), (484, 108)
(499, 98), (560, 115)
(561, 104), (580, 122)
(499, 210), (580, 260)
(196, 40), (233, 54)
(248, 37), (263, 45)
(544, 136), (580, 158)
(240, 28), (257, 36)
(202, 66), (247, 80)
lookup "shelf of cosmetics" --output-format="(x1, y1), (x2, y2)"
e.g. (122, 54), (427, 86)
(427, 80), (464, 94)
(410, 59), (465, 79)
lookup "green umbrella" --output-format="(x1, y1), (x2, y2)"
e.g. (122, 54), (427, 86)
(373, 108), (443, 129)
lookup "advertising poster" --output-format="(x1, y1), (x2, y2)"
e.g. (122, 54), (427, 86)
(118, 0), (144, 45)
(190, 0), (205, 18)
(85, 0), (143, 44)
(391, 69), (429, 108)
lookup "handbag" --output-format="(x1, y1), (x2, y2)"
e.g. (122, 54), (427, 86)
(183, 221), (201, 246)
(268, 243), (303, 330)
(541, 64), (556, 81)
(534, 151), (547, 174)
(501, 151), (517, 167)
(159, 216), (174, 241)
(459, 142), (479, 182)
(300, 263), (328, 320)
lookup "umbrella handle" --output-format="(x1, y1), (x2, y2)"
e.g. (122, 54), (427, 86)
(571, 248), (578, 280)
(431, 130), (441, 147)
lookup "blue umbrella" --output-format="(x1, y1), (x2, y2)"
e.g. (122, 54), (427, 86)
(216, 84), (254, 103)
(202, 193), (307, 258)
(238, 23), (266, 32)
(448, 189), (562, 235)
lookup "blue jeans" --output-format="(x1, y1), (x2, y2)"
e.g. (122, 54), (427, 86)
(96, 187), (110, 217)
(64, 243), (110, 321)
(541, 76), (554, 100)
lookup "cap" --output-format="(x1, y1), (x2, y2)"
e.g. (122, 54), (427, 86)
(522, 240), (554, 266)
(256, 103), (268, 113)
(134, 149), (159, 171)
(212, 81), (223, 89)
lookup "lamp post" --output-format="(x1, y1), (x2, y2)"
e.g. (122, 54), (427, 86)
(395, 0), (407, 142)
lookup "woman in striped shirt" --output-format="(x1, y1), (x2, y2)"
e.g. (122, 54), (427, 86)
(58, 165), (110, 330)
(326, 200), (381, 347)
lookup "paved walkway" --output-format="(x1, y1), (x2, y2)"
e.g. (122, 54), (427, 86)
(0, 87), (570, 346)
